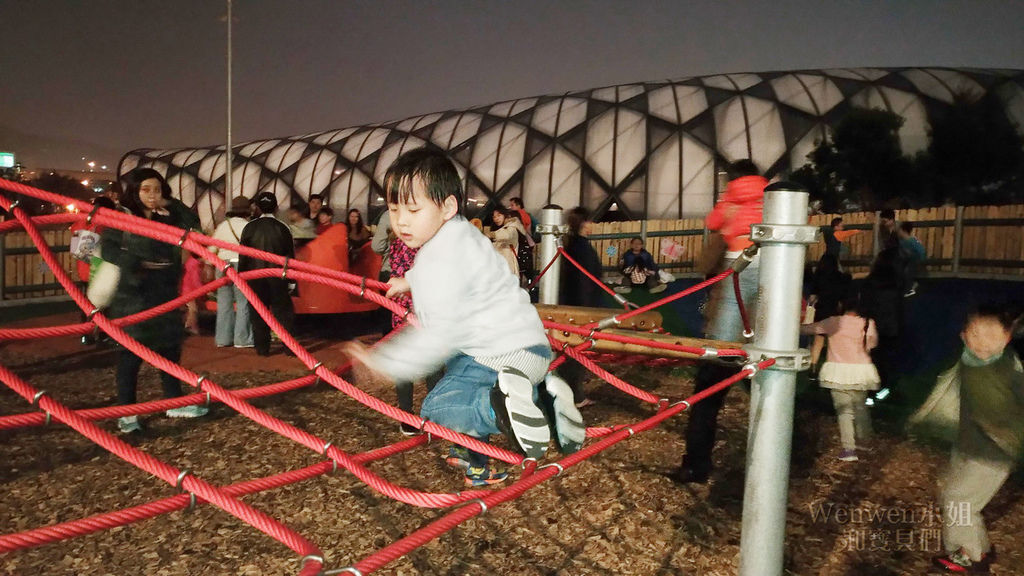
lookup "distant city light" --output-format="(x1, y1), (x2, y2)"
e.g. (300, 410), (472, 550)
(81, 179), (90, 186)
(87, 161), (95, 168)
(101, 165), (107, 170)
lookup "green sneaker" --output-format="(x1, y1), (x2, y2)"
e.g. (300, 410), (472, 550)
(445, 445), (472, 470)
(165, 405), (209, 419)
(464, 465), (508, 487)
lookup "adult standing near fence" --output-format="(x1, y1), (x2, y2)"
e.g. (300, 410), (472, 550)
(102, 168), (207, 434)
(671, 159), (766, 484)
(208, 195), (254, 349)
(239, 192), (295, 357)
(558, 206), (603, 407)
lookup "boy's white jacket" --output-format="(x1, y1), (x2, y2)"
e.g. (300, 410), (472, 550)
(371, 216), (547, 382)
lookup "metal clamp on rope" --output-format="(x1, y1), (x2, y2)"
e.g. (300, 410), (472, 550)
(749, 223), (820, 245)
(671, 399), (692, 410)
(730, 245), (759, 274)
(537, 462), (564, 476)
(611, 293), (630, 307)
(322, 441), (338, 473)
(204, 392), (212, 409)
(743, 329), (755, 339)
(596, 315), (620, 330)
(741, 345), (811, 372)
(31, 390), (48, 408)
(177, 229), (190, 247)
(86, 203), (102, 224)
(282, 257), (290, 280)
(299, 555), (325, 571)
(742, 363), (759, 379)
(87, 307), (101, 320)
(8, 200), (20, 210)
(220, 260), (233, 272)
(464, 498), (488, 515)
(701, 347), (719, 358)
(175, 469), (191, 491)
(324, 567), (363, 576)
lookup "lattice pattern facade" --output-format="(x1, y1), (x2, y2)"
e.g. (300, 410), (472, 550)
(119, 67), (1024, 230)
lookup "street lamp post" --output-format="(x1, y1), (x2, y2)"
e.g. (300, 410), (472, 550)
(225, 0), (233, 207)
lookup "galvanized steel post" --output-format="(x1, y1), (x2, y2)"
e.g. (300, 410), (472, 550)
(537, 206), (565, 305)
(738, 182), (816, 576)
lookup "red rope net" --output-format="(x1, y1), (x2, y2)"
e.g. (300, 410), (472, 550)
(0, 179), (763, 574)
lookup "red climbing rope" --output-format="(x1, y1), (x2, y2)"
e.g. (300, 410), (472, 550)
(732, 272), (753, 336)
(1, 178), (774, 574)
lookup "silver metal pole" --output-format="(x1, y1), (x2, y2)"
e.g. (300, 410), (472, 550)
(738, 183), (816, 576)
(537, 206), (565, 305)
(224, 0), (233, 208)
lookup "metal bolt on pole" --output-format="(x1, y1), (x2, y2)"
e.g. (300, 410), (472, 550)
(537, 205), (565, 305)
(738, 182), (816, 576)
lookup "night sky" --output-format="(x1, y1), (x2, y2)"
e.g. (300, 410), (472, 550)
(3, 0), (1023, 171)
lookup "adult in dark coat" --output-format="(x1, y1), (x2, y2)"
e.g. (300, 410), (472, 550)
(862, 246), (904, 397)
(557, 206), (604, 406)
(808, 253), (853, 370)
(102, 168), (204, 433)
(239, 191), (296, 356)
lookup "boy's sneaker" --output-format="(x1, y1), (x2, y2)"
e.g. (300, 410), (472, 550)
(117, 415), (142, 434)
(165, 405), (209, 419)
(837, 449), (859, 462)
(445, 445), (471, 470)
(539, 373), (586, 454)
(649, 283), (667, 294)
(400, 422), (419, 436)
(613, 286), (632, 294)
(932, 547), (995, 573)
(491, 368), (550, 460)
(464, 464), (509, 487)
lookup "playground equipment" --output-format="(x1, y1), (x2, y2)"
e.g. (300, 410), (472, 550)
(0, 177), (812, 575)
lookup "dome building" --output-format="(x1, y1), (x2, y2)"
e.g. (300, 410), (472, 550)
(119, 67), (1024, 230)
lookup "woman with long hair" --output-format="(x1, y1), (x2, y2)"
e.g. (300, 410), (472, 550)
(101, 168), (207, 433)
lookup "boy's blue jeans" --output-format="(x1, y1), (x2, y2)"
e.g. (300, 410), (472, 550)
(420, 345), (549, 469)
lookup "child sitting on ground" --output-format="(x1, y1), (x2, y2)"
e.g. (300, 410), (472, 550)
(345, 148), (584, 487)
(801, 294), (879, 461)
(929, 304), (1023, 574)
(616, 237), (666, 294)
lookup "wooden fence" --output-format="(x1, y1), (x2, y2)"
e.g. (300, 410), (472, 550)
(589, 204), (1024, 279)
(2, 204), (1022, 302)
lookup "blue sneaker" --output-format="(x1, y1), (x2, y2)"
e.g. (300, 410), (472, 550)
(445, 445), (471, 470)
(464, 465), (508, 487)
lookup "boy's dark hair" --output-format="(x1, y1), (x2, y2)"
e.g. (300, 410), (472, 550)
(830, 217), (843, 228)
(900, 221), (914, 233)
(730, 159), (760, 178)
(630, 236), (644, 244)
(879, 209), (896, 221)
(509, 197), (524, 208)
(254, 191), (278, 214)
(383, 148), (464, 215)
(319, 206), (334, 217)
(92, 196), (116, 210)
(566, 206), (591, 237)
(309, 193), (323, 202)
(966, 303), (1019, 332)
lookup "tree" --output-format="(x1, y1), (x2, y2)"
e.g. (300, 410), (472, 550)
(927, 92), (1024, 205)
(792, 108), (913, 212)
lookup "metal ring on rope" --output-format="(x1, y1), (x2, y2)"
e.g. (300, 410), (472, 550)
(359, 277), (366, 298)
(324, 567), (363, 576)
(87, 307), (101, 320)
(743, 363), (759, 378)
(520, 457), (537, 470)
(174, 470), (191, 491)
(31, 390), (48, 407)
(671, 399), (691, 410)
(300, 555), (325, 570)
(465, 498), (488, 515)
(743, 329), (755, 339)
(187, 492), (197, 511)
(282, 257), (290, 280)
(204, 392), (212, 409)
(8, 200), (20, 209)
(220, 260), (232, 272)
(540, 461), (565, 475)
(177, 229), (190, 247)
